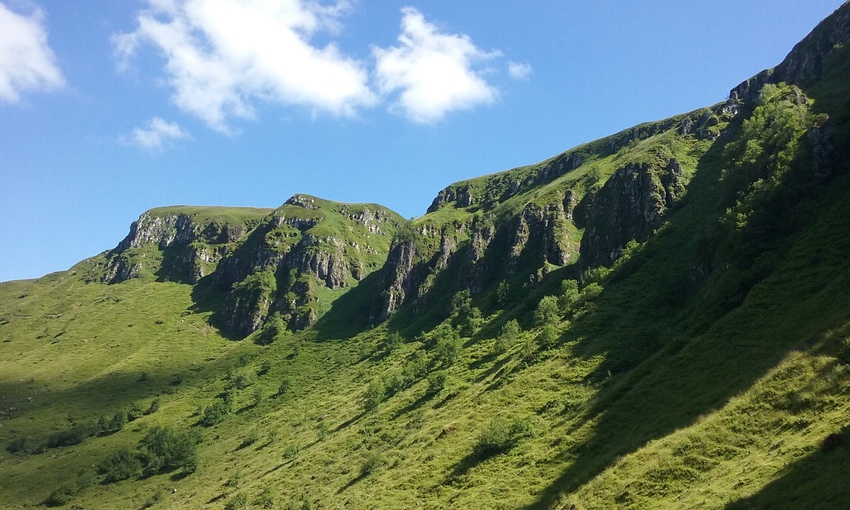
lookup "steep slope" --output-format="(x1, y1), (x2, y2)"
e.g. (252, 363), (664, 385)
(98, 206), (272, 284)
(96, 196), (405, 336)
(2, 3), (850, 509)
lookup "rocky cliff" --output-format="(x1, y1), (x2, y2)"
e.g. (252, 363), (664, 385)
(101, 207), (271, 284)
(730, 2), (850, 103)
(211, 195), (403, 335)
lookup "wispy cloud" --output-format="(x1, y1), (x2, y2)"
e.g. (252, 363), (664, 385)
(373, 7), (500, 123)
(124, 117), (191, 151)
(0, 2), (64, 104)
(114, 0), (376, 133)
(508, 61), (532, 80)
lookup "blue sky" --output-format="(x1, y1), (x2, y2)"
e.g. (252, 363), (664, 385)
(0, 0), (842, 282)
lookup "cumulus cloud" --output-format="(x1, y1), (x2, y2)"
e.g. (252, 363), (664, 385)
(0, 2), (64, 104)
(125, 117), (191, 151)
(373, 7), (500, 123)
(114, 0), (376, 132)
(508, 61), (532, 80)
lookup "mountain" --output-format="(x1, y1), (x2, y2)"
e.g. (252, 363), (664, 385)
(2, 3), (850, 508)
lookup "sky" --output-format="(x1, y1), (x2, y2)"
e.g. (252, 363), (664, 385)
(0, 0), (843, 282)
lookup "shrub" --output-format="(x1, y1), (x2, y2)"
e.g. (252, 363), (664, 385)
(7, 436), (42, 455)
(473, 418), (513, 458)
(473, 416), (538, 459)
(224, 492), (248, 510)
(128, 402), (144, 421)
(145, 398), (161, 415)
(251, 387), (264, 407)
(258, 360), (273, 376)
(534, 295), (561, 326)
(496, 281), (510, 306)
(402, 351), (428, 382)
(363, 379), (385, 412)
(435, 330), (462, 367)
(138, 425), (200, 476)
(200, 399), (230, 427)
(383, 370), (406, 397)
(108, 410), (128, 432)
(238, 432), (259, 449)
(558, 279), (580, 311)
(385, 331), (403, 353)
(254, 487), (276, 509)
(536, 324), (560, 349)
(426, 371), (447, 396)
(277, 377), (292, 397)
(495, 319), (521, 354)
(46, 422), (97, 448)
(229, 372), (254, 391)
(360, 451), (385, 476)
(98, 447), (141, 483)
(283, 442), (300, 460)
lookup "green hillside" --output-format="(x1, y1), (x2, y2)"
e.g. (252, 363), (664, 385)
(2, 3), (850, 509)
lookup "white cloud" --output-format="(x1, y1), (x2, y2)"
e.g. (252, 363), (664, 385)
(0, 2), (64, 104)
(373, 7), (500, 124)
(508, 61), (532, 80)
(114, 0), (376, 132)
(126, 117), (191, 151)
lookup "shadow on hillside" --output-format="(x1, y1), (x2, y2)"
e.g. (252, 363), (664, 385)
(724, 424), (850, 509)
(188, 278), (243, 341)
(523, 127), (850, 507)
(311, 272), (383, 341)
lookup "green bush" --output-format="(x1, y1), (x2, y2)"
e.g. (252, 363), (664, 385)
(360, 451), (385, 476)
(145, 398), (161, 415)
(7, 436), (42, 455)
(46, 422), (97, 448)
(557, 279), (580, 311)
(109, 409), (128, 432)
(200, 399), (230, 427)
(426, 370), (447, 396)
(363, 379), (385, 411)
(277, 377), (292, 397)
(224, 492), (248, 510)
(385, 331), (403, 353)
(434, 329), (462, 367)
(128, 402), (145, 421)
(534, 295), (561, 326)
(254, 487), (276, 509)
(536, 324), (560, 349)
(138, 425), (200, 476)
(494, 319), (521, 354)
(283, 442), (300, 459)
(402, 350), (428, 382)
(98, 447), (141, 483)
(473, 416), (538, 459)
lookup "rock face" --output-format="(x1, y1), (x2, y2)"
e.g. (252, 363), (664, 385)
(729, 2), (850, 103)
(577, 160), (686, 267)
(102, 197), (403, 337)
(102, 208), (268, 284)
(211, 195), (402, 336)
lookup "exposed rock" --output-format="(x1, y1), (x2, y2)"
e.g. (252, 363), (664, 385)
(102, 209), (263, 284)
(578, 160), (686, 267)
(212, 197), (402, 335)
(373, 237), (419, 322)
(729, 3), (850, 103)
